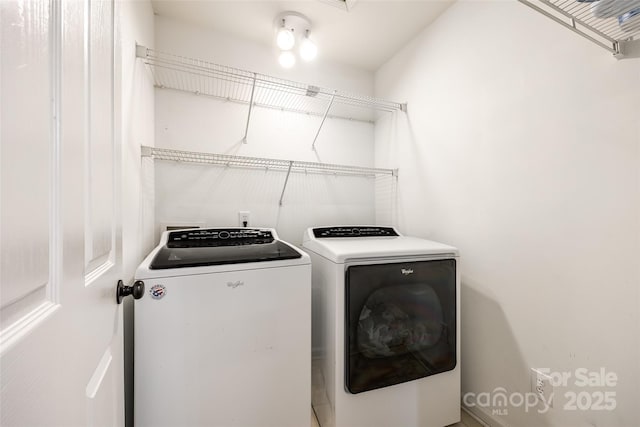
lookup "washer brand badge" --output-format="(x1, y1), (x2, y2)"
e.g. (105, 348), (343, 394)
(149, 284), (166, 300)
(401, 268), (414, 275)
(227, 281), (244, 289)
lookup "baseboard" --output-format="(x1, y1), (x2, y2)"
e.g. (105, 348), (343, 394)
(462, 404), (507, 427)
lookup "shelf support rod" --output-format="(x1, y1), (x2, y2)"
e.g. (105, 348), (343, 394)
(279, 161), (294, 206)
(311, 90), (337, 150)
(242, 73), (257, 144)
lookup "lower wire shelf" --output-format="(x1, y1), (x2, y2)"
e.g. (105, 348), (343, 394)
(141, 146), (397, 205)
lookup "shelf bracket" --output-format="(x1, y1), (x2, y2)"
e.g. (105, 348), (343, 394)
(279, 161), (294, 206)
(619, 39), (640, 59)
(135, 44), (148, 59)
(311, 90), (337, 150)
(242, 73), (257, 144)
(141, 146), (153, 158)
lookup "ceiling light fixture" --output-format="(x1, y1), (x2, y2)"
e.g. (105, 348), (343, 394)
(276, 19), (295, 50)
(274, 12), (317, 68)
(299, 30), (318, 61)
(278, 51), (296, 68)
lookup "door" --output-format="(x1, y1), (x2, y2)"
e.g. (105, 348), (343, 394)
(1, 1), (123, 425)
(345, 259), (457, 394)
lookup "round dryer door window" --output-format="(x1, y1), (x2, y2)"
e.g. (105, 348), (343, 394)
(357, 284), (444, 358)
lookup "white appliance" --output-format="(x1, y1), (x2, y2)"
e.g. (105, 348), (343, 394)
(134, 227), (311, 427)
(302, 226), (460, 427)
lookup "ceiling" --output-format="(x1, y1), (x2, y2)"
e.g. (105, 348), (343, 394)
(151, 0), (455, 71)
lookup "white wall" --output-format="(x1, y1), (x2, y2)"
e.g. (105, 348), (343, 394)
(375, 2), (640, 426)
(120, 0), (155, 282)
(118, 2), (154, 426)
(152, 15), (386, 245)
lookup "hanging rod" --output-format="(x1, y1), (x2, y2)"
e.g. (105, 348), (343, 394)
(518, 0), (640, 56)
(135, 45), (406, 127)
(141, 146), (397, 206)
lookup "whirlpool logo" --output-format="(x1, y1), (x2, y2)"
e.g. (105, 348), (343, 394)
(401, 268), (414, 275)
(227, 281), (244, 289)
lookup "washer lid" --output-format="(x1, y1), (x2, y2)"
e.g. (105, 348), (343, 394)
(149, 228), (302, 270)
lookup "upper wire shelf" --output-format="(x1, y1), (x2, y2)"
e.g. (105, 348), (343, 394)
(136, 46), (406, 124)
(518, 0), (640, 56)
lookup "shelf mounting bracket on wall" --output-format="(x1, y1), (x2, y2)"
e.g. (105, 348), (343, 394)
(135, 44), (148, 60)
(242, 73), (257, 144)
(311, 90), (337, 151)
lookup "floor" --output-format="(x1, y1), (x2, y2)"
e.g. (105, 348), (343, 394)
(311, 408), (320, 427)
(450, 410), (486, 427)
(310, 407), (486, 427)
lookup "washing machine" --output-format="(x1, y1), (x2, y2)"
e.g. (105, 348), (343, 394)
(302, 226), (460, 427)
(134, 227), (311, 427)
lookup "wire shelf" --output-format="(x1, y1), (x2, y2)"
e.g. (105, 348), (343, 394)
(142, 146), (397, 177)
(137, 46), (406, 123)
(142, 146), (397, 206)
(518, 0), (640, 55)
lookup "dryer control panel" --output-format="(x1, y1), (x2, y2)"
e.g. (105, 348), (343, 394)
(167, 228), (274, 248)
(312, 226), (398, 238)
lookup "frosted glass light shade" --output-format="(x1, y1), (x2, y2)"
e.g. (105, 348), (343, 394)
(276, 28), (295, 50)
(299, 36), (317, 61)
(278, 51), (296, 68)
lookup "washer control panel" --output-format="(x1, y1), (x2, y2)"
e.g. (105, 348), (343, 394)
(312, 226), (398, 238)
(167, 228), (274, 247)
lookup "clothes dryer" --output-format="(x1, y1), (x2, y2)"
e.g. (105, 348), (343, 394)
(303, 226), (460, 427)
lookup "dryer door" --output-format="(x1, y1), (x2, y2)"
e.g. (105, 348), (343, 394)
(345, 259), (456, 394)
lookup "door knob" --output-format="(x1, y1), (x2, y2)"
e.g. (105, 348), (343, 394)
(116, 280), (145, 304)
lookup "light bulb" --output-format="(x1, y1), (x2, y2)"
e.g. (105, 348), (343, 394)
(276, 27), (295, 50)
(299, 35), (317, 61)
(278, 51), (296, 68)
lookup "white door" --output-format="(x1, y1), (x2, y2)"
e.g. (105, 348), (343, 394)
(1, 0), (124, 425)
